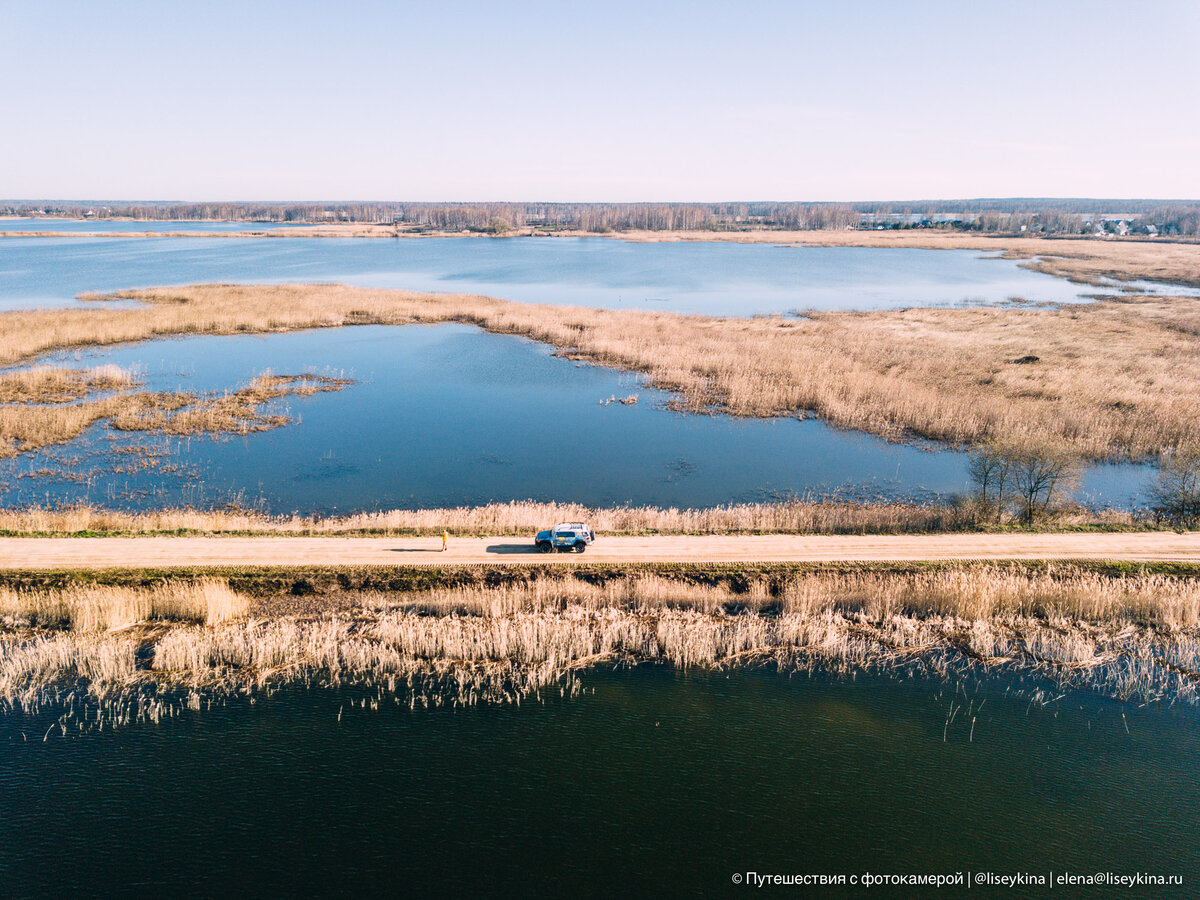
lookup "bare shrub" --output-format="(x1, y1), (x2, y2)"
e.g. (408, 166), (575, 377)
(1150, 446), (1200, 528)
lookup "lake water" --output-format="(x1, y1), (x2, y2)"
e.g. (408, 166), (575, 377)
(3, 325), (1151, 512)
(1, 233), (1191, 315)
(1, 667), (1195, 896)
(0, 235), (1161, 511)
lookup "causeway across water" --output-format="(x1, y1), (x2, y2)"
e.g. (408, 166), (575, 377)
(1, 533), (1198, 568)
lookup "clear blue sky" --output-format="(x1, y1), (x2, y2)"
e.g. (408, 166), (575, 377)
(2, 0), (1198, 201)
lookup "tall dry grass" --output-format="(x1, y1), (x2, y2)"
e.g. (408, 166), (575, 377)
(0, 364), (141, 457)
(110, 373), (352, 436)
(0, 578), (247, 631)
(0, 367), (352, 457)
(0, 395), (129, 458)
(4, 567), (1200, 721)
(0, 282), (1191, 460)
(392, 566), (1200, 629)
(0, 365), (134, 404)
(0, 499), (1140, 536)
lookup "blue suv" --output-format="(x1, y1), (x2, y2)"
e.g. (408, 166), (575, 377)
(535, 523), (595, 553)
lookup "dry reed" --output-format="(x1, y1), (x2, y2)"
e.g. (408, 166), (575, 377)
(110, 373), (352, 436)
(0, 282), (1190, 460)
(4, 567), (1200, 727)
(0, 368), (352, 457)
(0, 578), (246, 631)
(0, 499), (1140, 536)
(0, 365), (135, 404)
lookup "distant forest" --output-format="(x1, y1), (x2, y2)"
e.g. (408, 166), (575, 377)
(5, 199), (1199, 236)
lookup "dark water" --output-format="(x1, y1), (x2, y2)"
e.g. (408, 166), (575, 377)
(0, 234), (1181, 314)
(3, 325), (1150, 512)
(1, 668), (1195, 898)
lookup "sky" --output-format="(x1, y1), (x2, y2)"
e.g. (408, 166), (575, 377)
(2, 0), (1199, 202)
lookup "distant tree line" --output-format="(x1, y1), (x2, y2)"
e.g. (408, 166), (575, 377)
(0, 201), (859, 232)
(3, 199), (1198, 236)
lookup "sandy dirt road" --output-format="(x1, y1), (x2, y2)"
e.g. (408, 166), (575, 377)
(0, 533), (1198, 569)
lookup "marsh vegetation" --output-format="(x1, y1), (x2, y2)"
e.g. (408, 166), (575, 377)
(0, 283), (1196, 466)
(0, 363), (352, 458)
(5, 565), (1200, 730)
(0, 498), (1143, 537)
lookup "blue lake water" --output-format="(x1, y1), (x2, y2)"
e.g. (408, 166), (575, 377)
(1, 667), (1196, 896)
(0, 234), (1161, 511)
(3, 325), (1151, 513)
(0, 233), (1186, 897)
(0, 233), (1188, 314)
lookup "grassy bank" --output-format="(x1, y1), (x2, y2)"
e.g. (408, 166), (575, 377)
(0, 499), (1146, 538)
(2, 283), (1198, 461)
(7, 559), (1200, 598)
(5, 564), (1200, 730)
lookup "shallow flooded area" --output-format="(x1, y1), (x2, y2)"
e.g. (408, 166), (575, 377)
(2, 324), (1152, 512)
(1, 666), (1196, 896)
(0, 235), (1166, 511)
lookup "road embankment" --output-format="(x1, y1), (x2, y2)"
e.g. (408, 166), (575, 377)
(2, 532), (1199, 569)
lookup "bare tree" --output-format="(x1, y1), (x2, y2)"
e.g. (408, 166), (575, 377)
(1008, 443), (1081, 522)
(967, 442), (1015, 522)
(1149, 446), (1200, 528)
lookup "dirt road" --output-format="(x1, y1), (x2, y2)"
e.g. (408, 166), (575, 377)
(0, 532), (1198, 569)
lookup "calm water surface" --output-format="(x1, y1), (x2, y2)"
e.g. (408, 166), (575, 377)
(1, 667), (1195, 897)
(1, 234), (1185, 314)
(0, 235), (1161, 510)
(2, 326), (1150, 512)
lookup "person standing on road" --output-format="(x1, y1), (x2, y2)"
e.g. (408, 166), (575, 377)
(441, 530), (448, 552)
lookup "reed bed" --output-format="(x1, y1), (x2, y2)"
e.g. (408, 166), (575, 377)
(109, 373), (352, 436)
(0, 365), (135, 404)
(0, 368), (352, 457)
(389, 567), (1200, 628)
(4, 566), (1200, 730)
(0, 499), (1140, 536)
(0, 578), (247, 631)
(0, 395), (131, 458)
(0, 282), (1191, 460)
